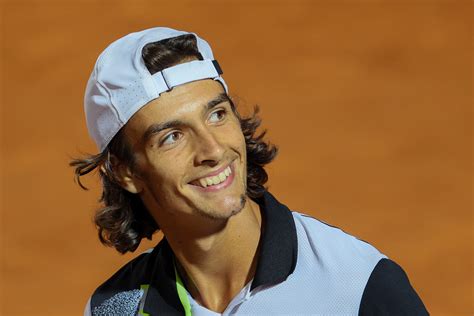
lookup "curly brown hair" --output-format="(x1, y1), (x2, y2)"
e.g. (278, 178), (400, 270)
(71, 34), (278, 254)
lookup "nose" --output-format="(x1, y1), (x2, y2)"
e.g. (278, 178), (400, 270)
(193, 127), (225, 167)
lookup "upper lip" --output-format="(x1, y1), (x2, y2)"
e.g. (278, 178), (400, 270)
(189, 162), (232, 184)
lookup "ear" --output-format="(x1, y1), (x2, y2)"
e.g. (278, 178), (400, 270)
(108, 156), (143, 194)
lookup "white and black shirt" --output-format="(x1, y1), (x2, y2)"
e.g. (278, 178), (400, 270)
(85, 191), (428, 315)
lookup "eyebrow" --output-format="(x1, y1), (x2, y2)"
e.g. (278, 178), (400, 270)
(142, 93), (231, 143)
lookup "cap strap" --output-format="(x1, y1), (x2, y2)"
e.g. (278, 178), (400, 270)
(152, 59), (223, 94)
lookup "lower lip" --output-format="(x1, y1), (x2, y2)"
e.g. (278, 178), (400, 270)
(192, 163), (236, 193)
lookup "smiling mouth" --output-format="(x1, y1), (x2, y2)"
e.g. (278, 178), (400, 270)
(197, 166), (232, 188)
(190, 163), (234, 189)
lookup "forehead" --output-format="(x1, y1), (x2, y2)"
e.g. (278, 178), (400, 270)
(123, 79), (227, 140)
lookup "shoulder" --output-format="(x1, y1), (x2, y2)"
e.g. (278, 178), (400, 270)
(359, 258), (429, 315)
(291, 211), (385, 305)
(86, 247), (156, 315)
(292, 211), (386, 263)
(291, 212), (428, 314)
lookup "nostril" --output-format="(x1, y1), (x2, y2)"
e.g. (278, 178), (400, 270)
(200, 159), (219, 167)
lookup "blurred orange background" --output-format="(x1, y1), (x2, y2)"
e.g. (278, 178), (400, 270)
(1, 1), (472, 315)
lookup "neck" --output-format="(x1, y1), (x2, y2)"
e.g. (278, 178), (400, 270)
(162, 197), (262, 313)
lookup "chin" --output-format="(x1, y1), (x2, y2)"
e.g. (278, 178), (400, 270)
(196, 194), (247, 221)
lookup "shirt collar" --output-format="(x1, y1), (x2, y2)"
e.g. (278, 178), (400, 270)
(251, 191), (298, 290)
(143, 191), (298, 314)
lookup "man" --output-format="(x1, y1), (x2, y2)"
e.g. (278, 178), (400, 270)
(72, 27), (428, 315)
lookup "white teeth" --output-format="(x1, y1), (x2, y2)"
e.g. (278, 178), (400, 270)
(199, 178), (208, 188)
(197, 166), (232, 188)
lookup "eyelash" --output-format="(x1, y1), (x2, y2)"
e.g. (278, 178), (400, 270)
(208, 108), (227, 123)
(161, 131), (182, 146)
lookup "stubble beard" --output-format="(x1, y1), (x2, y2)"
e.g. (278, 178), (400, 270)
(196, 194), (247, 221)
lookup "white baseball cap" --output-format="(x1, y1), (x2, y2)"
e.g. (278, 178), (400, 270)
(84, 27), (228, 151)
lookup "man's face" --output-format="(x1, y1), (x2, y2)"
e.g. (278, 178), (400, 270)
(122, 79), (247, 228)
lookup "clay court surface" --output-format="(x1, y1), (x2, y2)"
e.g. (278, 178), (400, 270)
(1, 1), (472, 315)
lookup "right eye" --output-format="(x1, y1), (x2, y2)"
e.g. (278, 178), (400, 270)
(161, 131), (182, 146)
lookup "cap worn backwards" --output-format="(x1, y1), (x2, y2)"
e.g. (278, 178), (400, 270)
(84, 27), (228, 151)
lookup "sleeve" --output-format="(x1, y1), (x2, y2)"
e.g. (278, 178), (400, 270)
(358, 258), (429, 315)
(84, 296), (92, 316)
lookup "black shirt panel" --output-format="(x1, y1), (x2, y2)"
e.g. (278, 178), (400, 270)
(359, 258), (429, 315)
(144, 239), (184, 314)
(251, 191), (298, 290)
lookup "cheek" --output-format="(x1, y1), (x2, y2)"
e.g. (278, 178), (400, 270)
(222, 121), (246, 149)
(139, 164), (185, 213)
(237, 131), (247, 159)
(139, 154), (183, 191)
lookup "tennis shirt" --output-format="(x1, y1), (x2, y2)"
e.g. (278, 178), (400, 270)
(85, 191), (428, 315)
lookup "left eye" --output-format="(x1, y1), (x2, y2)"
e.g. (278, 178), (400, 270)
(209, 109), (226, 123)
